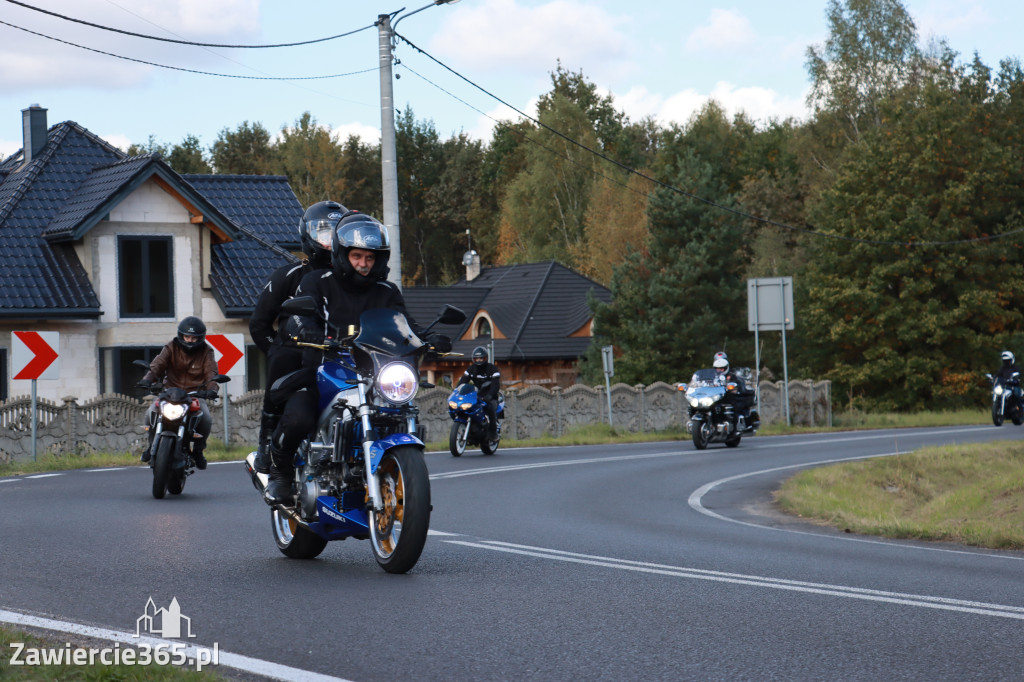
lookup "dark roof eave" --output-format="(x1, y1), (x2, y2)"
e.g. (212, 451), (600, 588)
(0, 308), (102, 319)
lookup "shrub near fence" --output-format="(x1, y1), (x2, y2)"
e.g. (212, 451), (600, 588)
(0, 380), (830, 463)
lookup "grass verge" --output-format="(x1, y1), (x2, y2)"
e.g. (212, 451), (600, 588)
(775, 439), (1024, 550)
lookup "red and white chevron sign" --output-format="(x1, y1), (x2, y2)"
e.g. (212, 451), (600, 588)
(12, 331), (60, 380)
(206, 333), (245, 377)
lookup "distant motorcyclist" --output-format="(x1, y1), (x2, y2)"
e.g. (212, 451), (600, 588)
(458, 346), (501, 440)
(713, 352), (756, 428)
(139, 316), (218, 469)
(995, 350), (1022, 399)
(248, 200), (346, 474)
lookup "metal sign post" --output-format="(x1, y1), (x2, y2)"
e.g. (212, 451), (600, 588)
(747, 278), (794, 426)
(601, 345), (615, 426)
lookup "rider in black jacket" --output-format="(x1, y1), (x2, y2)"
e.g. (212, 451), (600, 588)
(995, 350), (1022, 400)
(713, 352), (757, 430)
(248, 200), (346, 473)
(263, 211), (450, 503)
(458, 346), (501, 440)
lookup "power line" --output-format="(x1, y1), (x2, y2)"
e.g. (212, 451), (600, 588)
(0, 19), (377, 81)
(3, 0), (373, 48)
(395, 31), (1024, 248)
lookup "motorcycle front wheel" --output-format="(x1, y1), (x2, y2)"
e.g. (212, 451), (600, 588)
(167, 467), (186, 495)
(449, 421), (468, 457)
(692, 421), (709, 450)
(370, 445), (430, 574)
(271, 508), (328, 559)
(152, 438), (174, 499)
(481, 433), (499, 456)
(992, 402), (1004, 427)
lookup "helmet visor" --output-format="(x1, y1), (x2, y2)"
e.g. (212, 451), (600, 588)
(306, 219), (336, 250)
(337, 222), (389, 251)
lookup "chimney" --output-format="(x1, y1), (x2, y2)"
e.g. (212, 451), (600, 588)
(463, 249), (481, 281)
(22, 104), (48, 163)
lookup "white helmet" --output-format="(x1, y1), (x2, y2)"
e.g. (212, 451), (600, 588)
(1002, 350), (1015, 364)
(713, 356), (729, 371)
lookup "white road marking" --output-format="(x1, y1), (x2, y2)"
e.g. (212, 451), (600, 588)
(430, 450), (682, 479)
(445, 539), (1024, 620)
(0, 609), (351, 682)
(24, 473), (62, 479)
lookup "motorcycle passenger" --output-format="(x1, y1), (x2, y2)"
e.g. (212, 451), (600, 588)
(263, 211), (451, 503)
(713, 353), (756, 429)
(139, 316), (218, 470)
(458, 346), (501, 440)
(248, 200), (346, 474)
(995, 350), (1022, 400)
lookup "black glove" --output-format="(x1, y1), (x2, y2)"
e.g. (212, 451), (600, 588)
(427, 334), (452, 353)
(282, 315), (323, 344)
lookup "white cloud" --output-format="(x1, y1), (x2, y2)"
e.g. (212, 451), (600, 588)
(613, 82), (808, 129)
(333, 122), (382, 144)
(0, 0), (263, 89)
(0, 138), (21, 159)
(433, 0), (630, 74)
(686, 9), (756, 52)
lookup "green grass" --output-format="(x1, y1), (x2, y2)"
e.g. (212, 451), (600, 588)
(775, 439), (1024, 550)
(0, 440), (252, 478)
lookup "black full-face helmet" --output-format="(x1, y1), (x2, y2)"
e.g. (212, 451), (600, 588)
(176, 316), (207, 352)
(472, 346), (488, 365)
(331, 212), (390, 286)
(299, 200), (348, 264)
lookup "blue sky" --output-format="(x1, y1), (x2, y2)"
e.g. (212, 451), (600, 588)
(1, 0), (1022, 159)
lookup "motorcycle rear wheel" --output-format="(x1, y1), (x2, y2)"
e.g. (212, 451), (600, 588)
(152, 438), (174, 499)
(992, 402), (1004, 427)
(271, 508), (328, 559)
(370, 445), (430, 574)
(449, 421), (467, 457)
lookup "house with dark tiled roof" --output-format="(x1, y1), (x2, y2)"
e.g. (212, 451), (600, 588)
(404, 256), (611, 389)
(0, 105), (299, 401)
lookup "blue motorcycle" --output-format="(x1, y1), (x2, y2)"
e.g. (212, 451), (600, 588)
(245, 300), (465, 574)
(447, 383), (503, 456)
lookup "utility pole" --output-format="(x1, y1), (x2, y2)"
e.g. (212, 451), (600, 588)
(377, 1), (460, 291)
(377, 12), (401, 289)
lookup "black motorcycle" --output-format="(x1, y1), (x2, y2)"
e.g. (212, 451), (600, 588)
(134, 360), (229, 499)
(985, 371), (1023, 427)
(683, 368), (759, 450)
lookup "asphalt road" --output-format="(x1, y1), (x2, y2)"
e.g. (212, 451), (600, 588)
(2, 425), (1023, 681)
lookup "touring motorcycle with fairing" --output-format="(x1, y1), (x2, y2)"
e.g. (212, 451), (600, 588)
(683, 367), (759, 450)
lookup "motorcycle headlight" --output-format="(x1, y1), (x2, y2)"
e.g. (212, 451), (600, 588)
(460, 402), (473, 410)
(688, 397), (699, 408)
(699, 396), (716, 408)
(377, 362), (417, 405)
(448, 400), (459, 409)
(160, 402), (186, 421)
(994, 385), (1004, 395)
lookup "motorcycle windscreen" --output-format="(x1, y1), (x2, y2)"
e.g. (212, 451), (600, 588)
(353, 308), (424, 357)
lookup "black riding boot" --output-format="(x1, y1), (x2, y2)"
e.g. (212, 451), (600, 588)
(264, 445), (294, 505)
(192, 439), (208, 470)
(253, 411), (279, 475)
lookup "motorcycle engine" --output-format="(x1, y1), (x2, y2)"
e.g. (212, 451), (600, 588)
(300, 478), (324, 519)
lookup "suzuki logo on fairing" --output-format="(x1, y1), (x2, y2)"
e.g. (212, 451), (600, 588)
(321, 505), (345, 522)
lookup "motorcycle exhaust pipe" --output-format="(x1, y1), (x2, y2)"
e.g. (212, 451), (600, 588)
(244, 452), (268, 495)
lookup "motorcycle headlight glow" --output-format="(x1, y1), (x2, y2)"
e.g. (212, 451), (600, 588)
(460, 402), (473, 410)
(699, 396), (715, 407)
(688, 396), (699, 408)
(377, 362), (417, 404)
(448, 400), (459, 409)
(994, 385), (1004, 395)
(160, 402), (186, 421)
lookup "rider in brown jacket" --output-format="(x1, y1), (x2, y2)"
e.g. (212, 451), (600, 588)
(140, 316), (219, 469)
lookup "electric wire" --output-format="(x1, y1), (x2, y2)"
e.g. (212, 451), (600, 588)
(3, 0), (374, 48)
(0, 19), (377, 81)
(395, 31), (1024, 247)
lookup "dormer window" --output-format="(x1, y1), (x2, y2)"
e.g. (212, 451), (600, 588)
(475, 316), (492, 339)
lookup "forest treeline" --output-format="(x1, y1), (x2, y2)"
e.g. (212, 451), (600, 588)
(132, 0), (1024, 412)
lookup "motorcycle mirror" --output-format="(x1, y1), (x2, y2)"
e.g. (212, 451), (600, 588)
(437, 305), (467, 325)
(281, 296), (319, 317)
(214, 375), (231, 384)
(132, 359), (150, 370)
